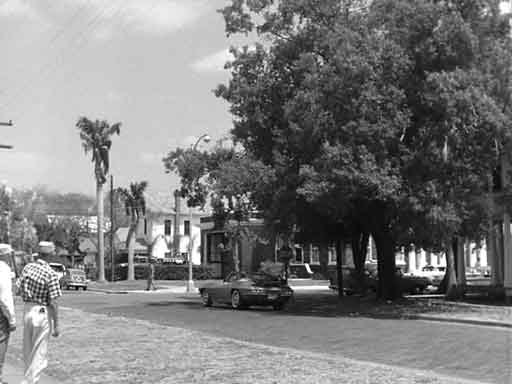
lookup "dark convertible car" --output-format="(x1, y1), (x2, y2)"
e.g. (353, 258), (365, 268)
(199, 272), (294, 310)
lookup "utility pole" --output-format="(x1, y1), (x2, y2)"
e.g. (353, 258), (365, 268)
(0, 120), (13, 149)
(110, 174), (115, 282)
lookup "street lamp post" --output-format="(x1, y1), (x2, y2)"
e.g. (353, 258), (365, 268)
(186, 134), (211, 293)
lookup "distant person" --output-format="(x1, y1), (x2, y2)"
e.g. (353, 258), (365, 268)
(16, 253), (62, 384)
(0, 251), (16, 383)
(146, 259), (156, 291)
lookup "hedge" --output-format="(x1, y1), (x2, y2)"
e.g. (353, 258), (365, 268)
(102, 264), (215, 282)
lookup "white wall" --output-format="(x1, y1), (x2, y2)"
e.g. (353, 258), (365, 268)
(148, 214), (202, 264)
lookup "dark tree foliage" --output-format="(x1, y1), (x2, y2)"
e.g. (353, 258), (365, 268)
(217, 0), (512, 299)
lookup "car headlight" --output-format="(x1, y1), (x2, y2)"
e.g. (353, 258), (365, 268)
(250, 287), (265, 293)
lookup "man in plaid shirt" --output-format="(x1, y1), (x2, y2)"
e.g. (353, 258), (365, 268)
(17, 257), (62, 384)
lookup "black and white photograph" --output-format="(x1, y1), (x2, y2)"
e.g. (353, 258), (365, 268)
(0, 1), (511, 383)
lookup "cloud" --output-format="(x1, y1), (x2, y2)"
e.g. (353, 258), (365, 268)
(0, 0), (42, 20)
(191, 49), (234, 73)
(1, 1), (209, 39)
(65, 0), (209, 38)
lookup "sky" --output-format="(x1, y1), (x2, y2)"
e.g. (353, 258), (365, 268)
(0, 0), (241, 197)
(1, 1), (511, 198)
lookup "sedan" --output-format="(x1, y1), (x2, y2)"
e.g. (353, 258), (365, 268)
(62, 268), (88, 291)
(199, 272), (294, 310)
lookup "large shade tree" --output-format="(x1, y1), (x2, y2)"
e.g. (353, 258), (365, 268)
(217, 0), (512, 299)
(118, 181), (148, 281)
(77, 117), (121, 282)
(164, 143), (275, 273)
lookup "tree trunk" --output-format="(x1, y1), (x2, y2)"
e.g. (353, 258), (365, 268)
(494, 222), (504, 286)
(373, 229), (397, 300)
(456, 236), (466, 286)
(351, 230), (369, 293)
(233, 237), (240, 273)
(126, 222), (136, 281)
(96, 182), (105, 282)
(335, 239), (344, 299)
(445, 239), (459, 299)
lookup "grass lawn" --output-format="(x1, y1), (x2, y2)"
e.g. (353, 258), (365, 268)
(6, 300), (489, 384)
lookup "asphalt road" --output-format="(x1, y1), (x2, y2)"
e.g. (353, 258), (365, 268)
(60, 290), (511, 384)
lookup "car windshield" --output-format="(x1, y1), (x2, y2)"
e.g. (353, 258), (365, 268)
(69, 269), (85, 276)
(50, 264), (65, 272)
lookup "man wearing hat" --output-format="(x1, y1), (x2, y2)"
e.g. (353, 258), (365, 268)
(16, 244), (61, 384)
(0, 245), (15, 384)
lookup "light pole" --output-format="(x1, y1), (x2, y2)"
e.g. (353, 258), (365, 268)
(186, 134), (211, 292)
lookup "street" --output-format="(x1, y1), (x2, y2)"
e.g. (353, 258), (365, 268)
(59, 290), (511, 384)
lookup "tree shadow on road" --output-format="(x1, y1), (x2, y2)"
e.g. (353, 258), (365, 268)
(144, 291), (456, 320)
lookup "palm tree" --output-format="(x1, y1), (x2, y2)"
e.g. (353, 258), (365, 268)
(118, 181), (148, 281)
(77, 117), (121, 282)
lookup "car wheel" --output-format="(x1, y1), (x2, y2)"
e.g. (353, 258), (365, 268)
(231, 290), (245, 309)
(83, 287), (87, 291)
(201, 290), (212, 307)
(273, 302), (284, 311)
(75, 286), (79, 291)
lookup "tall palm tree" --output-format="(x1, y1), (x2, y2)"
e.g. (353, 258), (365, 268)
(118, 181), (148, 281)
(77, 117), (121, 282)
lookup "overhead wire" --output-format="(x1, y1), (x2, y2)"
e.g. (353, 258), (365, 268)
(0, 0), (87, 99)
(60, 0), (163, 104)
(0, 0), (124, 115)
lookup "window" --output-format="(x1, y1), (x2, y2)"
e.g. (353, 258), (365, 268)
(303, 245), (311, 264)
(311, 246), (320, 265)
(144, 218), (147, 235)
(184, 220), (190, 236)
(294, 246), (303, 264)
(164, 219), (172, 236)
(328, 246), (337, 265)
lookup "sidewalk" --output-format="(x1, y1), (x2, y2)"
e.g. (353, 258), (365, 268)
(3, 361), (60, 384)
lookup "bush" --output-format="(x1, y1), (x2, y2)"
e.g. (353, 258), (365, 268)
(105, 264), (215, 281)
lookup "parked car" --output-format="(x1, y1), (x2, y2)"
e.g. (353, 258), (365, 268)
(61, 268), (88, 291)
(49, 262), (66, 283)
(330, 267), (431, 295)
(162, 255), (186, 264)
(199, 271), (294, 310)
(412, 265), (445, 286)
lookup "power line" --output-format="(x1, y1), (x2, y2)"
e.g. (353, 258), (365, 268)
(48, 0), (162, 105)
(0, 0), (124, 114)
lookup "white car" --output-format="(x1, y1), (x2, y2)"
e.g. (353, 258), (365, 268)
(413, 265), (445, 286)
(49, 262), (66, 282)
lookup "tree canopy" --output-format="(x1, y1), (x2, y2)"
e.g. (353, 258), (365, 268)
(215, 0), (512, 298)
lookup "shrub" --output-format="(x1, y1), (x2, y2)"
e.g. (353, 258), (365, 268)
(105, 264), (215, 281)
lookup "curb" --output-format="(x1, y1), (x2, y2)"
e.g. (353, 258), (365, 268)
(88, 288), (129, 294)
(410, 314), (512, 329)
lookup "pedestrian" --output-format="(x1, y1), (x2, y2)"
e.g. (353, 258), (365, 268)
(0, 250), (16, 384)
(146, 259), (156, 291)
(16, 254), (61, 384)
